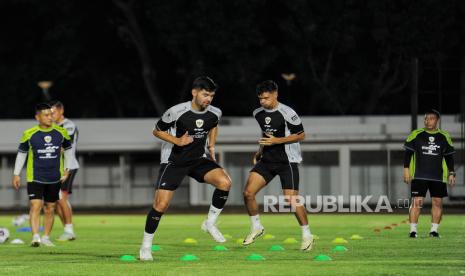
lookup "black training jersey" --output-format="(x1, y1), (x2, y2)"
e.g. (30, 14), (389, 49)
(155, 101), (222, 164)
(253, 103), (304, 163)
(404, 128), (455, 183)
(18, 125), (72, 183)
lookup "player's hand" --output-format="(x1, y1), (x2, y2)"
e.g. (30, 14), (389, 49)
(177, 131), (194, 146)
(403, 168), (411, 184)
(60, 169), (70, 183)
(12, 175), (21, 190)
(259, 133), (280, 146)
(208, 146), (216, 161)
(448, 175), (456, 186)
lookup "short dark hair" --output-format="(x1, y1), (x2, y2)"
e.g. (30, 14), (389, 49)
(49, 100), (64, 109)
(35, 103), (52, 113)
(425, 109), (441, 118)
(192, 76), (217, 92)
(256, 80), (278, 95)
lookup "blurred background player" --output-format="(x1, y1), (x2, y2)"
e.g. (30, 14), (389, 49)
(51, 100), (79, 241)
(242, 80), (314, 251)
(139, 76), (232, 261)
(12, 103), (73, 247)
(403, 109), (456, 238)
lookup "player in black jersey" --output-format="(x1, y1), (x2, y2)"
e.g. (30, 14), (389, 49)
(242, 80), (314, 251)
(139, 77), (232, 261)
(403, 109), (456, 238)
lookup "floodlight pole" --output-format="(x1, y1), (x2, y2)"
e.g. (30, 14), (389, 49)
(461, 58), (465, 186)
(410, 58), (418, 131)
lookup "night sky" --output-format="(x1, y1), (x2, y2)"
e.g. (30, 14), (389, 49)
(1, 0), (464, 118)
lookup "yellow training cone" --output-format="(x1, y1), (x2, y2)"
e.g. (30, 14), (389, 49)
(332, 237), (348, 244)
(263, 234), (275, 240)
(283, 237), (298, 244)
(183, 238), (198, 244)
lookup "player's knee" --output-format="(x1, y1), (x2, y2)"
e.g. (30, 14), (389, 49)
(432, 198), (442, 208)
(243, 189), (255, 200)
(154, 201), (169, 212)
(411, 198), (423, 209)
(217, 177), (231, 191)
(43, 204), (55, 214)
(30, 205), (41, 213)
(30, 201), (42, 211)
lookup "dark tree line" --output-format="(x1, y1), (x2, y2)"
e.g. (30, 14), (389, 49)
(0, 0), (463, 118)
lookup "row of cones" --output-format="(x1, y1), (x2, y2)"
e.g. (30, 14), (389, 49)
(124, 234), (362, 262)
(121, 232), (366, 262)
(374, 219), (409, 233)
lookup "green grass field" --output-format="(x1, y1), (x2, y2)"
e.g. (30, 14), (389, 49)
(0, 214), (464, 275)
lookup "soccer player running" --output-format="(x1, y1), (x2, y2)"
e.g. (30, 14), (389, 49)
(51, 100), (79, 241)
(139, 76), (232, 261)
(242, 80), (314, 251)
(404, 109), (456, 238)
(12, 103), (73, 247)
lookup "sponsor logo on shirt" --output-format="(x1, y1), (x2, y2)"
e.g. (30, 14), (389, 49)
(37, 146), (60, 159)
(422, 137), (441, 156)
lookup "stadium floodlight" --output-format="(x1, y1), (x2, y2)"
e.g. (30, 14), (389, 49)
(37, 81), (53, 101)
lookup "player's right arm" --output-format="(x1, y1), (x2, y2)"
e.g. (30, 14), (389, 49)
(403, 150), (413, 184)
(153, 107), (193, 147)
(12, 131), (30, 190)
(403, 130), (420, 184)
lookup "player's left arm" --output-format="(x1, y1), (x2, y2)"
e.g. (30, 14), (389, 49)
(61, 130), (73, 182)
(259, 111), (305, 146)
(442, 131), (456, 186)
(259, 132), (305, 146)
(207, 126), (218, 161)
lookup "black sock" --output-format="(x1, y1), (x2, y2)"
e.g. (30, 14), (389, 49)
(145, 208), (163, 234)
(212, 189), (229, 209)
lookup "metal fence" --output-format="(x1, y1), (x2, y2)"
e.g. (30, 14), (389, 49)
(0, 116), (463, 208)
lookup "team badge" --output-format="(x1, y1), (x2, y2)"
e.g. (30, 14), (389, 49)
(196, 119), (204, 128)
(429, 136), (435, 142)
(44, 136), (52, 143)
(265, 117), (271, 124)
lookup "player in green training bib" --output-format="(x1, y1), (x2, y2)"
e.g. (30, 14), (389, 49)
(403, 109), (456, 238)
(12, 103), (74, 247)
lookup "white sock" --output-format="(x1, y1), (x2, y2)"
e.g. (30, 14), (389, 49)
(410, 223), (417, 233)
(42, 235), (49, 240)
(64, 224), (74, 234)
(142, 232), (154, 248)
(301, 224), (312, 239)
(431, 223), (439, 232)
(250, 215), (263, 230)
(32, 233), (40, 241)
(206, 205), (222, 225)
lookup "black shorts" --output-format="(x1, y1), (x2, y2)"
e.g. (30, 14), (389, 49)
(156, 158), (222, 191)
(27, 182), (61, 203)
(61, 169), (78, 194)
(411, 179), (448, 198)
(251, 161), (300, 190)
